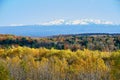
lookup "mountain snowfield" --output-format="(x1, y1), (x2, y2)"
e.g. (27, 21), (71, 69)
(39, 19), (115, 26)
(0, 19), (120, 37)
(8, 19), (118, 27)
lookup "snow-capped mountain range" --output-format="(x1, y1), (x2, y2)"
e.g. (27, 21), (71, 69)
(9, 19), (118, 27)
(39, 19), (115, 26)
(0, 19), (120, 37)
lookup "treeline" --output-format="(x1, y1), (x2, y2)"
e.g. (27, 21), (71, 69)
(0, 34), (120, 51)
(0, 47), (120, 80)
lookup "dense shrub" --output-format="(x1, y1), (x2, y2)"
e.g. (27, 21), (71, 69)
(0, 47), (120, 80)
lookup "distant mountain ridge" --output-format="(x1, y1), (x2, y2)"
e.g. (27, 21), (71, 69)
(38, 19), (115, 26)
(7, 19), (119, 27)
(0, 23), (120, 37)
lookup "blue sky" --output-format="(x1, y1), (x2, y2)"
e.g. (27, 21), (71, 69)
(0, 0), (120, 26)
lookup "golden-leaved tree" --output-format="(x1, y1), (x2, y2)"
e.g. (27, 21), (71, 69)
(0, 46), (119, 80)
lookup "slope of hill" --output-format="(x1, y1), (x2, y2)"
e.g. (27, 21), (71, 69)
(0, 34), (120, 51)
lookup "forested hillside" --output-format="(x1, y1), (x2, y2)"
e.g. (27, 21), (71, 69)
(0, 34), (120, 51)
(0, 47), (120, 80)
(0, 34), (120, 80)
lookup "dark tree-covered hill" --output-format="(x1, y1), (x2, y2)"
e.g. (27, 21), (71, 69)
(0, 33), (120, 51)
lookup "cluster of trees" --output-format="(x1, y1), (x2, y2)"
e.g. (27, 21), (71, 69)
(0, 34), (120, 51)
(0, 46), (120, 80)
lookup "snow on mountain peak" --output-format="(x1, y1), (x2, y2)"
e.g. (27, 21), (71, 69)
(40, 19), (65, 25)
(39, 19), (114, 26)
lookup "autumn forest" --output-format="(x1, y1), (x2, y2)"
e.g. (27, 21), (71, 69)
(0, 34), (120, 80)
